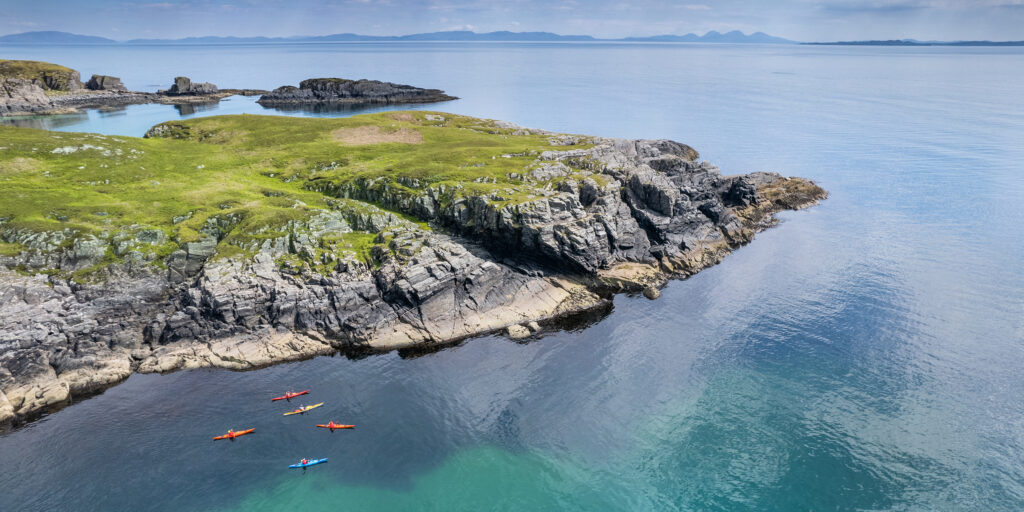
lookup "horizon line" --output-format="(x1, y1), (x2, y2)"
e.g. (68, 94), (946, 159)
(1, 29), (1022, 45)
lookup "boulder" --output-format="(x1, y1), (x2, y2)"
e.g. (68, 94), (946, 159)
(162, 76), (218, 96)
(506, 325), (531, 339)
(85, 74), (127, 92)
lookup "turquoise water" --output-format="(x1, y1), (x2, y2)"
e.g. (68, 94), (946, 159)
(1, 42), (1022, 511)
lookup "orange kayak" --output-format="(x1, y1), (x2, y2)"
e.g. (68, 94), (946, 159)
(317, 422), (355, 431)
(213, 428), (255, 440)
(272, 390), (309, 401)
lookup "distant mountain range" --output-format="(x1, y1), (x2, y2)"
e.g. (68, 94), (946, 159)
(805, 39), (1024, 46)
(0, 31), (119, 44)
(2, 30), (1021, 46)
(620, 30), (792, 44)
(0, 29), (794, 45)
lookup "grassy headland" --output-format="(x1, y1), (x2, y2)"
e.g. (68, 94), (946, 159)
(0, 112), (594, 277)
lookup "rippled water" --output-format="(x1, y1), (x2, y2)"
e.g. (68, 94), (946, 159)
(1, 42), (1022, 511)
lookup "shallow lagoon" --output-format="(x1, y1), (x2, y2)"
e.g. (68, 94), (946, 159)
(1, 42), (1022, 510)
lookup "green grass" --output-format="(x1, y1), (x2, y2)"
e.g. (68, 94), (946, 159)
(0, 242), (25, 257)
(0, 111), (595, 278)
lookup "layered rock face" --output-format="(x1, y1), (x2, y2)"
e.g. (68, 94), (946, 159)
(0, 211), (598, 425)
(85, 74), (127, 91)
(161, 76), (218, 96)
(320, 135), (811, 278)
(42, 69), (83, 91)
(0, 78), (52, 115)
(258, 78), (456, 105)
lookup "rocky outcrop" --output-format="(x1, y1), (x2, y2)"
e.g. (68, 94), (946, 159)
(316, 134), (807, 279)
(0, 78), (53, 115)
(0, 64), (239, 116)
(85, 74), (127, 91)
(0, 216), (601, 426)
(258, 78), (456, 106)
(0, 60), (83, 91)
(0, 78), (154, 116)
(160, 76), (218, 96)
(39, 69), (82, 91)
(0, 123), (825, 427)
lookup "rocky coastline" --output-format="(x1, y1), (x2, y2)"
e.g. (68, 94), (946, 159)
(0, 74), (255, 116)
(1, 60), (457, 118)
(0, 112), (826, 428)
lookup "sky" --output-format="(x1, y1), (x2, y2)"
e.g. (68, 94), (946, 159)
(2, 0), (1023, 41)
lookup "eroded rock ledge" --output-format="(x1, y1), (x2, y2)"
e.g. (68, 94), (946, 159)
(0, 113), (825, 427)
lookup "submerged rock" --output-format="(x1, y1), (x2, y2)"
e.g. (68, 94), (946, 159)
(258, 78), (456, 106)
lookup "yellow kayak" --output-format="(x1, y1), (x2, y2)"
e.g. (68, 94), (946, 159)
(283, 403), (324, 416)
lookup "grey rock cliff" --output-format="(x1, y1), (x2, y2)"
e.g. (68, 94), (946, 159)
(319, 133), (783, 277)
(0, 78), (53, 115)
(258, 78), (456, 106)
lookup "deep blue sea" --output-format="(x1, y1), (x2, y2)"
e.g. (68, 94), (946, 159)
(1, 42), (1022, 511)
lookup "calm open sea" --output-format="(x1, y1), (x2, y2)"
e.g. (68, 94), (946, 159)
(1, 42), (1022, 511)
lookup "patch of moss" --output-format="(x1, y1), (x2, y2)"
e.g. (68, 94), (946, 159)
(0, 242), (25, 257)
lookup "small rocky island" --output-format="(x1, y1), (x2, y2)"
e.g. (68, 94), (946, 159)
(257, 78), (457, 106)
(0, 60), (457, 117)
(0, 109), (824, 428)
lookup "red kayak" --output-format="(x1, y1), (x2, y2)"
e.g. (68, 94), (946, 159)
(317, 421), (355, 431)
(213, 428), (255, 440)
(271, 390), (309, 401)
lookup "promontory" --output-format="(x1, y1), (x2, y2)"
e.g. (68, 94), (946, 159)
(0, 112), (825, 426)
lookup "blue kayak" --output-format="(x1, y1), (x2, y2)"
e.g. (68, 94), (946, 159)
(289, 458), (328, 469)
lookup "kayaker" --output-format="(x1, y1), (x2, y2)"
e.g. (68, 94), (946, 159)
(301, 458), (308, 465)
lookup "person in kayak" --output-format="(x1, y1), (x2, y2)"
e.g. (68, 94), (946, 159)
(301, 458), (308, 465)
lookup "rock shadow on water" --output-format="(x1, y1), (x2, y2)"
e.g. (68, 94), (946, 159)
(258, 99), (456, 116)
(175, 100), (223, 116)
(0, 112), (89, 130)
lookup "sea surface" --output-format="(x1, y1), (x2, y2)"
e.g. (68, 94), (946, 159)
(1, 42), (1022, 511)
